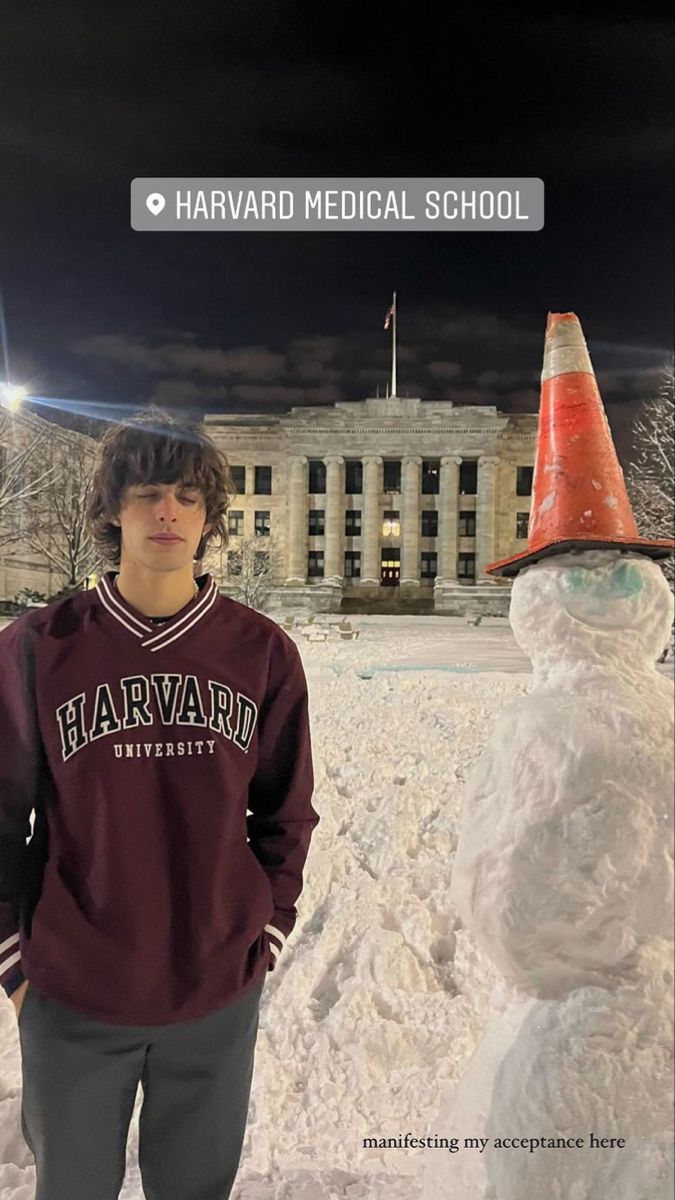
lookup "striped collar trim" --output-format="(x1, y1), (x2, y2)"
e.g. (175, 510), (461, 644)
(96, 571), (219, 652)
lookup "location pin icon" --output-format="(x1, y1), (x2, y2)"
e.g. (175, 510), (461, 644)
(146, 192), (166, 216)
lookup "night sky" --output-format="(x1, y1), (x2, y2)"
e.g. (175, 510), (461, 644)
(1, 1), (673, 463)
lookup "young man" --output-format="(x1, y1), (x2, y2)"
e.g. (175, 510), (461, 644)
(0, 406), (318, 1200)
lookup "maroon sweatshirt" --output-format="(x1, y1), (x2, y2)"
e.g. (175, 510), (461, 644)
(0, 571), (318, 1025)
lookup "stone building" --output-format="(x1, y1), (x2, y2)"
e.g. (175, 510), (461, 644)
(205, 394), (537, 615)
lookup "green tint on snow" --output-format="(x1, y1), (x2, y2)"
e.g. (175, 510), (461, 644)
(564, 560), (644, 600)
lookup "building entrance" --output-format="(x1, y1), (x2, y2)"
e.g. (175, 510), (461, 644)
(381, 549), (400, 586)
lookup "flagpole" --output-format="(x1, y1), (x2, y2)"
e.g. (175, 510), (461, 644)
(391, 290), (397, 397)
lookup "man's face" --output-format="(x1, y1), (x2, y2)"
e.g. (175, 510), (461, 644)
(113, 479), (211, 571)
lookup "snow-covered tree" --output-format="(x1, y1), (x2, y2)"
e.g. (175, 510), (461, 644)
(0, 411), (60, 550)
(18, 427), (105, 594)
(225, 532), (284, 611)
(625, 359), (674, 590)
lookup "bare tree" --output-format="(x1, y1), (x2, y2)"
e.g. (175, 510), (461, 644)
(19, 428), (105, 593)
(0, 411), (60, 551)
(226, 533), (284, 611)
(625, 359), (674, 590)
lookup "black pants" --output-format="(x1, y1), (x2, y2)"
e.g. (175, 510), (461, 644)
(18, 980), (264, 1200)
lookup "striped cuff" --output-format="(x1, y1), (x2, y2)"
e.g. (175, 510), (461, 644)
(0, 931), (24, 999)
(264, 922), (287, 970)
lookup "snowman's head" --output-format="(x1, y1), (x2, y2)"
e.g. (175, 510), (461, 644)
(509, 549), (674, 667)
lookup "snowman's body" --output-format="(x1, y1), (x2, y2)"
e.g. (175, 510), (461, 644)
(423, 550), (674, 1200)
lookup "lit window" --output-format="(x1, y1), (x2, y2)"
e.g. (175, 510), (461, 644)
(382, 509), (400, 536)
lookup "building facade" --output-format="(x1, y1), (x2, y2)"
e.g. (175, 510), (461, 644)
(1, 395), (537, 615)
(205, 394), (537, 614)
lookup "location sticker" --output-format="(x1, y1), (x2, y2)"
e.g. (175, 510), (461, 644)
(146, 192), (166, 215)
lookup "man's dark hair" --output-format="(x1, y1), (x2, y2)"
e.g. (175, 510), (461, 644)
(87, 405), (237, 567)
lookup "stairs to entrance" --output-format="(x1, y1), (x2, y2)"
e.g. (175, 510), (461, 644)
(340, 594), (435, 616)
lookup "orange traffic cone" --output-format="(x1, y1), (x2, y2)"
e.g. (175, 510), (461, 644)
(486, 312), (675, 577)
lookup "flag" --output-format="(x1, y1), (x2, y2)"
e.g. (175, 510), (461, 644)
(384, 303), (394, 330)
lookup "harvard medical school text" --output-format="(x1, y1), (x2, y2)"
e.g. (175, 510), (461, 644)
(131, 177), (544, 231)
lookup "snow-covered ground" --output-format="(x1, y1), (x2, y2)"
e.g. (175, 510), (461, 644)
(1, 614), (672, 1198)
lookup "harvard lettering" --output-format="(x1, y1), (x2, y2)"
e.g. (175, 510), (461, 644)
(56, 672), (259, 761)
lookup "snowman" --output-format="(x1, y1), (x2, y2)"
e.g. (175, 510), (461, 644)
(422, 313), (674, 1200)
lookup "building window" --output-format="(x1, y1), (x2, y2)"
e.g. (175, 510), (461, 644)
(308, 460), (326, 493)
(421, 551), (438, 579)
(421, 510), (438, 537)
(458, 510), (476, 537)
(345, 509), (362, 536)
(228, 509), (244, 537)
(382, 510), (400, 536)
(230, 465), (246, 494)
(383, 460), (401, 492)
(516, 466), (533, 496)
(308, 509), (325, 536)
(422, 459), (440, 494)
(227, 550), (242, 576)
(253, 550), (268, 575)
(516, 511), (530, 539)
(254, 465), (272, 494)
(459, 461), (478, 495)
(345, 460), (363, 494)
(254, 510), (271, 537)
(308, 550), (324, 578)
(344, 550), (361, 578)
(458, 553), (476, 579)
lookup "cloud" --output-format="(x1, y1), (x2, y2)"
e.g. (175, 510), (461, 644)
(304, 383), (346, 405)
(73, 335), (159, 371)
(65, 309), (667, 427)
(74, 335), (286, 381)
(477, 368), (538, 388)
(229, 384), (306, 407)
(443, 387), (498, 406)
(428, 360), (462, 381)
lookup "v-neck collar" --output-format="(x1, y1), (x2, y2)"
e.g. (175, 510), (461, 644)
(95, 571), (219, 652)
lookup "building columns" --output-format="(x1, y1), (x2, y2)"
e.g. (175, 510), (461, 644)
(476, 455), (500, 579)
(436, 454), (463, 582)
(400, 454), (422, 586)
(360, 455), (382, 584)
(285, 455), (308, 584)
(324, 454), (344, 581)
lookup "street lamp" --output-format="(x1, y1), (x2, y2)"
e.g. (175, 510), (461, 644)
(0, 382), (28, 411)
